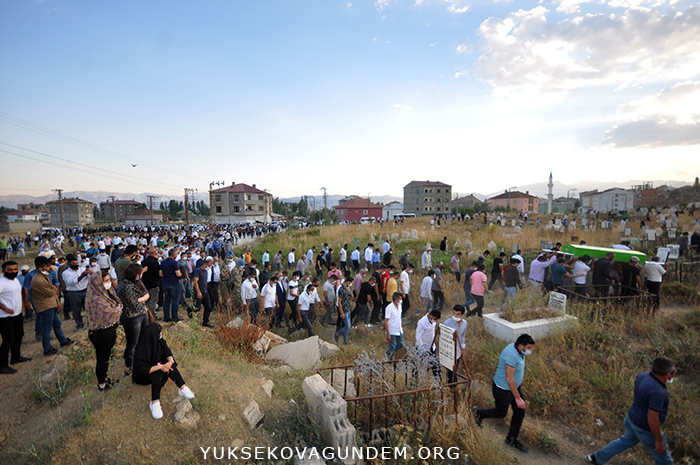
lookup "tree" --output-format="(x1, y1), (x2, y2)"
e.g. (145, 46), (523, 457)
(93, 206), (101, 220)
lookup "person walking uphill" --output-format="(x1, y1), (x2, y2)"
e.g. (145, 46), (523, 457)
(585, 357), (677, 465)
(473, 334), (536, 453)
(85, 270), (123, 391)
(133, 323), (195, 420)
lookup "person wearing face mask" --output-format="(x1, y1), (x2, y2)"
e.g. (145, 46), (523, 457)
(473, 333), (536, 453)
(241, 273), (260, 322)
(288, 281), (318, 338)
(85, 270), (123, 391)
(0, 261), (32, 374)
(384, 292), (404, 360)
(333, 278), (354, 345)
(62, 254), (93, 331)
(117, 264), (150, 376)
(399, 264), (414, 316)
(415, 308), (441, 357)
(586, 357), (677, 465)
(29, 257), (73, 356)
(443, 305), (468, 384)
(352, 276), (376, 328)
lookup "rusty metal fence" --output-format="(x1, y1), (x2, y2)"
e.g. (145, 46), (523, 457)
(317, 358), (471, 437)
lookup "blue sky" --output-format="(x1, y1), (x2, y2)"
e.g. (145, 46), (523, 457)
(1, 0), (698, 201)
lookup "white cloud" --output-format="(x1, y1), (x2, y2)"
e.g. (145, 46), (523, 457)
(455, 70), (469, 78)
(394, 104), (414, 111)
(347, 2), (352, 7)
(474, 5), (700, 97)
(375, 0), (391, 11)
(448, 4), (469, 13)
(604, 81), (700, 147)
(455, 40), (472, 54)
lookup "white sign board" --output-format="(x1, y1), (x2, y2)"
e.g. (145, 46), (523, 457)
(646, 229), (656, 240)
(438, 324), (456, 370)
(667, 244), (680, 260)
(548, 292), (567, 315)
(657, 247), (670, 264)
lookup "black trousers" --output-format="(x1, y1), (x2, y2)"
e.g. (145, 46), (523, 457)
(401, 295), (411, 316)
(468, 295), (485, 317)
(149, 366), (186, 401)
(476, 382), (526, 440)
(454, 271), (461, 284)
(88, 325), (117, 384)
(207, 281), (220, 311)
(432, 290), (445, 311)
(0, 314), (24, 369)
(488, 273), (503, 291)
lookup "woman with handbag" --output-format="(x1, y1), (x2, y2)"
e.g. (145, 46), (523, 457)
(85, 270), (122, 391)
(116, 263), (152, 376)
(133, 323), (195, 419)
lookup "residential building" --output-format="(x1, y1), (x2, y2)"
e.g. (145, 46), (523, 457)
(211, 182), (273, 223)
(382, 201), (404, 220)
(99, 199), (142, 223)
(335, 197), (383, 223)
(123, 210), (164, 226)
(16, 203), (49, 223)
(538, 197), (578, 214)
(5, 210), (41, 222)
(403, 181), (452, 217)
(48, 197), (94, 227)
(450, 194), (482, 212)
(488, 191), (539, 213)
(579, 188), (634, 212)
(631, 183), (659, 207)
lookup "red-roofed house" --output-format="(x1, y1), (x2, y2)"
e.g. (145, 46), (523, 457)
(488, 191), (539, 213)
(334, 197), (383, 223)
(5, 210), (41, 222)
(211, 182), (273, 223)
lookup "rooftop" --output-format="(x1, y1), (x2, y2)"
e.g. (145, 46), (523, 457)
(335, 197), (382, 209)
(404, 180), (451, 188)
(488, 191), (538, 200)
(212, 183), (269, 195)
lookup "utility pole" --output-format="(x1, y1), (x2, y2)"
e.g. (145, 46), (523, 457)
(320, 187), (328, 210)
(107, 195), (116, 226)
(209, 181), (224, 229)
(147, 195), (156, 227)
(52, 189), (66, 233)
(184, 188), (197, 231)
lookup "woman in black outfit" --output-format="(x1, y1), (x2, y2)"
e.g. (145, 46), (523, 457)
(133, 323), (195, 419)
(116, 263), (149, 376)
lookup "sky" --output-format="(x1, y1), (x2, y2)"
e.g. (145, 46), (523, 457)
(1, 0), (699, 203)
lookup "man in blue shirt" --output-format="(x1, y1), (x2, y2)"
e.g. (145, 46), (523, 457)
(586, 357), (676, 465)
(159, 248), (183, 322)
(442, 305), (467, 384)
(473, 334), (535, 453)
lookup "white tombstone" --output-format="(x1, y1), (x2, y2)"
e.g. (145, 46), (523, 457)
(514, 226), (522, 234)
(668, 228), (676, 239)
(548, 292), (567, 315)
(624, 228), (631, 236)
(646, 229), (657, 240)
(463, 239), (472, 249)
(511, 220), (516, 227)
(581, 218), (588, 226)
(411, 229), (418, 239)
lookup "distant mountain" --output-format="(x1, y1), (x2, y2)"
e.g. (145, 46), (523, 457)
(0, 191), (181, 209)
(484, 179), (692, 200)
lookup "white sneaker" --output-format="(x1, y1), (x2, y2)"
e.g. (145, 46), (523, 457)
(178, 385), (195, 400)
(150, 400), (163, 420)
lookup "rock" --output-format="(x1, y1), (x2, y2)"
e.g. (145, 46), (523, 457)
(227, 317), (245, 329)
(318, 340), (340, 359)
(411, 229), (418, 239)
(38, 355), (69, 387)
(467, 251), (479, 262)
(171, 321), (191, 337)
(264, 331), (288, 346)
(266, 335), (321, 370)
(174, 400), (192, 422)
(231, 439), (244, 449)
(487, 241), (497, 251)
(172, 395), (186, 404)
(262, 379), (274, 398)
(454, 240), (461, 248)
(463, 239), (472, 249)
(140, 448), (149, 457)
(273, 365), (292, 375)
(243, 400), (264, 429)
(179, 411), (201, 428)
(218, 414), (227, 421)
(252, 334), (270, 354)
(331, 369), (356, 398)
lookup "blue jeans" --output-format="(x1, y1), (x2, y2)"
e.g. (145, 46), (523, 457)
(37, 308), (68, 353)
(463, 289), (475, 310)
(593, 415), (673, 465)
(291, 311), (314, 337)
(505, 286), (517, 298)
(162, 284), (182, 320)
(386, 333), (404, 360)
(335, 312), (351, 343)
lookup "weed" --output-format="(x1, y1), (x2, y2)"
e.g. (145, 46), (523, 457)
(73, 388), (94, 427)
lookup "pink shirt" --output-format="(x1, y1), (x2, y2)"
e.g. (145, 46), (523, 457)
(470, 270), (487, 296)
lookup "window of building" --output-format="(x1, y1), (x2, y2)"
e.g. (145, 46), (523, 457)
(258, 205), (264, 211)
(363, 209), (368, 214)
(247, 195), (252, 201)
(215, 194), (221, 202)
(234, 206), (240, 213)
(258, 195), (264, 201)
(246, 205), (253, 211)
(437, 189), (441, 193)
(234, 195), (239, 202)
(215, 206), (222, 213)
(437, 207), (441, 211)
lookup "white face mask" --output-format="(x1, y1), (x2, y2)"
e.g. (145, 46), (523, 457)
(522, 349), (532, 356)
(104, 282), (112, 290)
(41, 270), (50, 276)
(453, 317), (462, 322)
(408, 270), (413, 274)
(667, 377), (674, 384)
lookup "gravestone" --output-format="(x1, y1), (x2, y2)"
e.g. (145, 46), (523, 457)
(514, 226), (522, 234)
(548, 292), (567, 315)
(511, 243), (519, 253)
(511, 219), (516, 227)
(438, 324), (456, 369)
(668, 228), (676, 239)
(624, 228), (631, 236)
(463, 239), (472, 249)
(581, 218), (588, 226)
(411, 229), (418, 239)
(646, 229), (657, 240)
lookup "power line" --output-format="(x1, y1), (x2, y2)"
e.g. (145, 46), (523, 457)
(0, 158), (129, 191)
(0, 111), (209, 183)
(0, 142), (184, 190)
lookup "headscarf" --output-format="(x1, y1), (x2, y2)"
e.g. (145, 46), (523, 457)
(85, 271), (122, 331)
(133, 323), (173, 385)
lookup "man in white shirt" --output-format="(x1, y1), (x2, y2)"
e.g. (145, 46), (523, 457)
(0, 261), (31, 374)
(289, 281), (318, 338)
(339, 244), (348, 272)
(400, 263), (414, 315)
(385, 292), (404, 360)
(383, 240), (390, 256)
(260, 275), (279, 324)
(415, 309), (440, 353)
(420, 270), (435, 314)
(421, 248), (432, 270)
(288, 248), (296, 269)
(62, 254), (92, 330)
(241, 275), (259, 321)
(286, 271), (301, 326)
(644, 256), (667, 312)
(319, 274), (339, 326)
(364, 244), (373, 267)
(351, 247), (361, 273)
(443, 305), (468, 383)
(572, 255), (593, 297)
(306, 246), (316, 268)
(511, 249), (525, 285)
